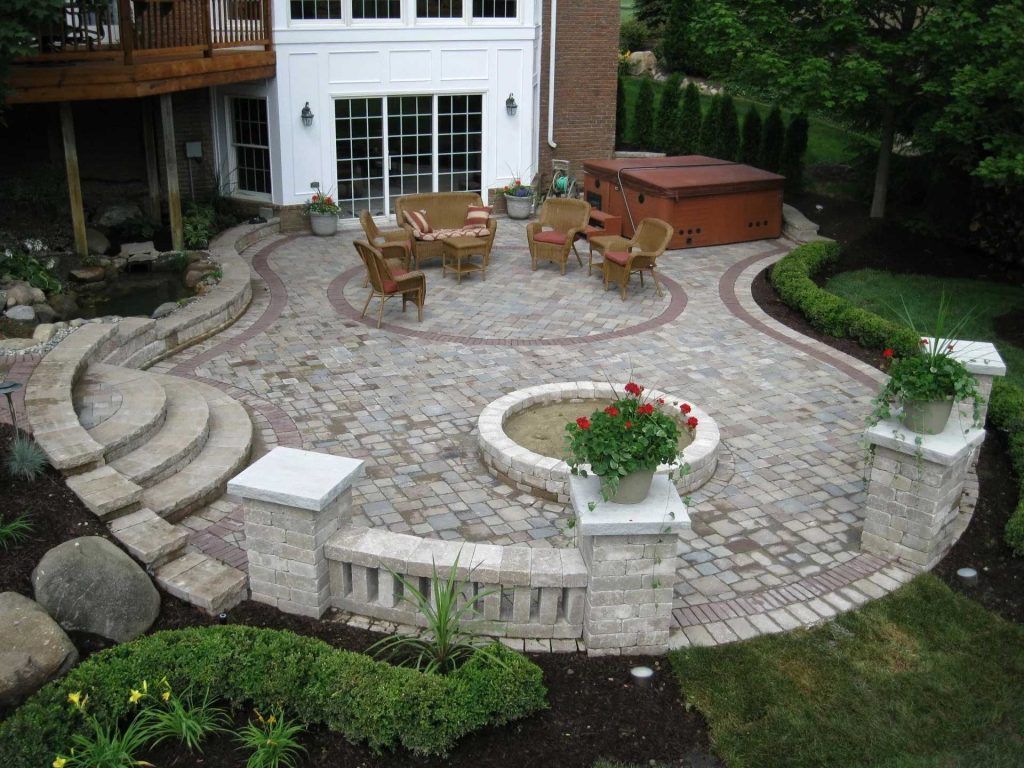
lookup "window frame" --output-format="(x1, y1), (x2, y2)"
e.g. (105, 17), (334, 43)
(226, 95), (273, 201)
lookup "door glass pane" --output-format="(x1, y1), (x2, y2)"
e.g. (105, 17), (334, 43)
(437, 94), (482, 193)
(335, 97), (384, 218)
(387, 95), (433, 212)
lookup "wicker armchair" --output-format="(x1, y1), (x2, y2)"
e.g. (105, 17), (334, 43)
(359, 209), (413, 269)
(526, 198), (591, 275)
(394, 192), (497, 267)
(595, 217), (673, 300)
(354, 240), (426, 328)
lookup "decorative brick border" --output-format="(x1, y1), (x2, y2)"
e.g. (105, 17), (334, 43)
(477, 381), (720, 503)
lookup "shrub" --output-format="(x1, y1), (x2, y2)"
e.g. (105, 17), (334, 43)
(633, 78), (656, 148)
(716, 94), (740, 161)
(0, 237), (61, 293)
(654, 74), (682, 152)
(0, 625), (547, 766)
(760, 104), (785, 173)
(740, 108), (763, 166)
(989, 380), (1024, 554)
(675, 82), (702, 155)
(616, 75), (628, 149)
(6, 434), (48, 481)
(634, 0), (670, 28)
(619, 19), (651, 52)
(118, 213), (156, 242)
(659, 0), (695, 73)
(183, 203), (217, 249)
(783, 113), (810, 192)
(698, 94), (722, 156)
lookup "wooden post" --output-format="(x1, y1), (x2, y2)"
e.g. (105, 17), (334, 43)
(59, 103), (89, 258)
(159, 93), (184, 251)
(117, 0), (134, 64)
(142, 100), (163, 222)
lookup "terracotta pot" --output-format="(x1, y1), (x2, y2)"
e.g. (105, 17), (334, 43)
(609, 468), (655, 504)
(309, 213), (338, 236)
(505, 194), (533, 220)
(902, 398), (954, 435)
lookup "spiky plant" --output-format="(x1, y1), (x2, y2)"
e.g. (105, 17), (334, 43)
(7, 434), (48, 481)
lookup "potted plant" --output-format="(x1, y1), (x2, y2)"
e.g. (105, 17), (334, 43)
(503, 177), (534, 220)
(565, 382), (697, 504)
(306, 189), (340, 236)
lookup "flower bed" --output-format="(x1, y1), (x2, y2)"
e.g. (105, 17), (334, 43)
(0, 625), (546, 767)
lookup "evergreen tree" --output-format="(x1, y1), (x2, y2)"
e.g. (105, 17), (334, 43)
(615, 75), (628, 149)
(655, 74), (683, 152)
(782, 113), (810, 191)
(633, 78), (656, 149)
(716, 94), (740, 161)
(635, 0), (670, 29)
(698, 94), (722, 156)
(739, 107), (763, 166)
(659, 0), (695, 73)
(760, 104), (785, 173)
(674, 82), (702, 155)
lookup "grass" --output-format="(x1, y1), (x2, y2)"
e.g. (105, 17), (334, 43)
(620, 0), (635, 22)
(825, 270), (1024, 388)
(620, 76), (869, 168)
(670, 575), (1024, 768)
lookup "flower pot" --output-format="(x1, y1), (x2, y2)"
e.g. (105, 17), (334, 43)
(505, 194), (533, 220)
(309, 213), (338, 236)
(609, 469), (655, 504)
(902, 398), (954, 435)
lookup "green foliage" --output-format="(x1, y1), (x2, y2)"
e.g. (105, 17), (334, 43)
(0, 625), (546, 766)
(615, 75), (628, 148)
(715, 94), (740, 161)
(782, 113), (809, 192)
(654, 74), (682, 152)
(697, 94), (721, 156)
(739, 107), (763, 166)
(659, 0), (695, 73)
(57, 694), (153, 768)
(675, 82), (702, 155)
(989, 380), (1024, 555)
(368, 552), (498, 675)
(873, 354), (980, 426)
(0, 239), (61, 293)
(0, 0), (64, 109)
(619, 18), (651, 52)
(118, 214), (156, 243)
(670, 574), (1024, 768)
(760, 104), (784, 173)
(236, 709), (306, 768)
(183, 203), (216, 250)
(140, 682), (230, 753)
(633, 0), (669, 28)
(632, 78), (655, 147)
(6, 434), (48, 481)
(0, 511), (32, 551)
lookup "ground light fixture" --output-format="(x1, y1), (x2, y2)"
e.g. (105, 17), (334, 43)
(957, 567), (979, 586)
(630, 666), (654, 687)
(505, 93), (518, 116)
(301, 102), (314, 127)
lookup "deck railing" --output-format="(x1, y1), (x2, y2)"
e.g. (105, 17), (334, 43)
(23, 0), (271, 64)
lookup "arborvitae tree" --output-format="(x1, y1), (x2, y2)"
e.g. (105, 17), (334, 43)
(698, 94), (722, 156)
(659, 0), (695, 73)
(674, 82), (703, 155)
(716, 94), (741, 161)
(635, 0), (670, 29)
(739, 107), (763, 166)
(782, 113), (810, 191)
(761, 104), (785, 173)
(615, 75), (628, 149)
(655, 74), (683, 152)
(633, 78), (656, 149)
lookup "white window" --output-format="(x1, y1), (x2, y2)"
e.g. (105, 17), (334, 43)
(230, 97), (271, 196)
(290, 0), (399, 20)
(351, 0), (401, 18)
(417, 0), (461, 18)
(437, 94), (482, 193)
(289, 0), (343, 20)
(473, 0), (516, 18)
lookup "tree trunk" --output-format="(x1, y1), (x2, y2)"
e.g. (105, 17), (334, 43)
(870, 103), (897, 220)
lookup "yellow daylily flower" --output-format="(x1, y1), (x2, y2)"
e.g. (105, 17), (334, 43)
(67, 692), (82, 707)
(53, 757), (67, 768)
(128, 689), (144, 704)
(161, 691), (171, 702)
(267, 714), (277, 726)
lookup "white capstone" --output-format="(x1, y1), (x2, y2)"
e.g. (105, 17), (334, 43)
(922, 337), (1007, 377)
(865, 417), (985, 467)
(228, 446), (364, 511)
(571, 474), (691, 536)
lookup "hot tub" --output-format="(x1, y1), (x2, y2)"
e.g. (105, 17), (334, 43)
(583, 156), (785, 250)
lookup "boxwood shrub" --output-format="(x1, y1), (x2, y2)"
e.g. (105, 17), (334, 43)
(0, 625), (547, 766)
(989, 380), (1024, 553)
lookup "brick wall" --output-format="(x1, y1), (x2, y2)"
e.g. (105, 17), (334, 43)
(537, 0), (619, 186)
(168, 89), (218, 203)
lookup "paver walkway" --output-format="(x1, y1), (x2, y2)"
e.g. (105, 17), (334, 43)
(152, 218), (928, 644)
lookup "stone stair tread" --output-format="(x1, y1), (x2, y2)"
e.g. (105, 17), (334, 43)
(65, 465), (143, 520)
(76, 364), (168, 458)
(108, 507), (189, 566)
(155, 552), (247, 615)
(110, 378), (211, 484)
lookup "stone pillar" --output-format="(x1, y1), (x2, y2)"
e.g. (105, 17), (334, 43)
(861, 421), (985, 569)
(571, 474), (690, 656)
(228, 447), (364, 618)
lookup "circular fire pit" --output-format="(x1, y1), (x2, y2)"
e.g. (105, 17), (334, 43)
(478, 382), (720, 503)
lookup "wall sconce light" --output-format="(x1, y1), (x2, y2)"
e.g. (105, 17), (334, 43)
(505, 93), (518, 116)
(301, 102), (314, 127)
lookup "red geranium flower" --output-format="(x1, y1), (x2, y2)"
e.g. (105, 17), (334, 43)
(604, 405), (620, 417)
(657, 398), (665, 405)
(680, 403), (692, 414)
(638, 403), (654, 415)
(624, 382), (644, 397)
(625, 420), (632, 429)
(920, 338), (928, 346)
(576, 417), (590, 430)
(882, 348), (894, 359)
(687, 416), (699, 429)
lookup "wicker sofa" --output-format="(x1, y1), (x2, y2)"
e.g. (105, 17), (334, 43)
(394, 192), (497, 267)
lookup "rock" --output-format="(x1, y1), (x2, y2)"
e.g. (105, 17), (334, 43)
(628, 51), (658, 77)
(70, 318), (87, 328)
(5, 284), (35, 307)
(86, 227), (110, 255)
(5, 305), (36, 322)
(69, 266), (106, 283)
(29, 287), (46, 304)
(185, 268), (216, 289)
(48, 293), (80, 320)
(151, 301), (178, 319)
(0, 592), (78, 707)
(0, 338), (36, 351)
(95, 203), (142, 228)
(32, 323), (56, 343)
(32, 537), (160, 643)
(32, 303), (57, 324)
(0, 290), (5, 309)
(120, 241), (156, 258)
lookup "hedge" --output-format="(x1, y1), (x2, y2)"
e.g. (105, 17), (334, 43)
(0, 626), (547, 766)
(769, 239), (1024, 555)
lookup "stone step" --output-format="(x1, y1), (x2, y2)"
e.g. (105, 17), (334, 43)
(155, 552), (248, 615)
(99, 317), (156, 367)
(65, 465), (143, 521)
(75, 364), (168, 462)
(110, 377), (211, 485)
(143, 387), (253, 522)
(107, 507), (189, 567)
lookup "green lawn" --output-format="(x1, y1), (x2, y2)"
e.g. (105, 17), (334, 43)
(670, 575), (1024, 768)
(620, 0), (635, 22)
(620, 76), (868, 168)
(825, 270), (1024, 388)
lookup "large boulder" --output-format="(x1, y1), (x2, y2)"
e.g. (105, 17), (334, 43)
(48, 293), (80, 321)
(86, 227), (110, 256)
(32, 303), (57, 324)
(4, 283), (35, 308)
(69, 266), (106, 284)
(628, 51), (659, 77)
(32, 537), (160, 643)
(95, 203), (143, 229)
(5, 305), (36, 322)
(0, 592), (78, 706)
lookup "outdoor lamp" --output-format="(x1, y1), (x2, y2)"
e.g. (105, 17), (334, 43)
(505, 93), (518, 116)
(301, 102), (314, 127)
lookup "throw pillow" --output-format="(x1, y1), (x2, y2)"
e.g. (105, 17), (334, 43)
(405, 209), (432, 235)
(464, 205), (492, 229)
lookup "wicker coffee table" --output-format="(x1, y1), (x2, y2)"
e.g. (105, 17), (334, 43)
(442, 236), (488, 283)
